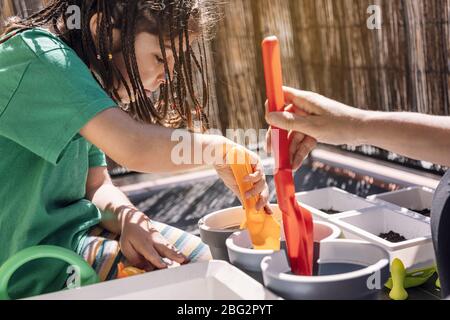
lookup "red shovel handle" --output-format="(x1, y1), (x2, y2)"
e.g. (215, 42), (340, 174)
(262, 37), (290, 171)
(262, 36), (285, 113)
(262, 36), (314, 276)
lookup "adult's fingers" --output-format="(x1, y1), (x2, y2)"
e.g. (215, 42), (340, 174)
(292, 136), (317, 171)
(284, 103), (309, 117)
(265, 127), (272, 155)
(266, 111), (314, 135)
(282, 86), (321, 115)
(288, 131), (306, 164)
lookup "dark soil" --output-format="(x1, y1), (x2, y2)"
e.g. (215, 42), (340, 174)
(410, 208), (431, 217)
(321, 208), (342, 215)
(378, 231), (407, 243)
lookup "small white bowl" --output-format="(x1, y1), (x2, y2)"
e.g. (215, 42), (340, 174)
(198, 206), (246, 261)
(226, 210), (342, 282)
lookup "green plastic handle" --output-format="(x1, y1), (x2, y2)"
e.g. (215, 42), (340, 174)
(389, 258), (408, 300)
(0, 245), (99, 300)
(385, 266), (436, 289)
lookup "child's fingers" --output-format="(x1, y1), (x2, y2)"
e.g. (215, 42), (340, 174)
(235, 189), (247, 208)
(263, 205), (274, 215)
(256, 187), (270, 211)
(245, 178), (265, 199)
(142, 262), (156, 272)
(250, 157), (265, 173)
(155, 240), (188, 264)
(121, 242), (145, 267)
(137, 241), (168, 269)
(243, 169), (263, 183)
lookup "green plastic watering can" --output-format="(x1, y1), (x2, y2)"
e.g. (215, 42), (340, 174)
(0, 245), (99, 300)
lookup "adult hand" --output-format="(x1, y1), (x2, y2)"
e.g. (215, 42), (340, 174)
(265, 87), (367, 147)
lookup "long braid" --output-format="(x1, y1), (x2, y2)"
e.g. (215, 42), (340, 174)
(183, 29), (201, 126)
(121, 0), (145, 121)
(158, 13), (182, 125)
(199, 38), (210, 130)
(170, 0), (186, 122)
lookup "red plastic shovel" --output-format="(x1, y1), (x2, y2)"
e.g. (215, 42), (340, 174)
(262, 36), (314, 276)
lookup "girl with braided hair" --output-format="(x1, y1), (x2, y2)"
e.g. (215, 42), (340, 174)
(0, 1), (271, 298)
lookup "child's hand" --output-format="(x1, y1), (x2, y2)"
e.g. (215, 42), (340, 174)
(215, 147), (271, 212)
(119, 211), (188, 270)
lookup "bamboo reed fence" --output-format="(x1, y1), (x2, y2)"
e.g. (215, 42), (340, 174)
(210, 0), (449, 173)
(211, 0), (450, 131)
(1, 0), (42, 23)
(0, 0), (15, 26)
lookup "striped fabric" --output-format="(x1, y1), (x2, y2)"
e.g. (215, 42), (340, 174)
(76, 221), (212, 281)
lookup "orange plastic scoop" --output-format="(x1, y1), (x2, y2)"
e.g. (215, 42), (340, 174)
(262, 36), (314, 275)
(116, 262), (145, 279)
(227, 147), (281, 250)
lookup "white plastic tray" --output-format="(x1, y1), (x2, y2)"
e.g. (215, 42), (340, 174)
(296, 187), (376, 221)
(27, 260), (280, 300)
(367, 187), (434, 221)
(329, 205), (435, 270)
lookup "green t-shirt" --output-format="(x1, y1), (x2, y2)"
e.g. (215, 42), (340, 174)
(0, 28), (117, 299)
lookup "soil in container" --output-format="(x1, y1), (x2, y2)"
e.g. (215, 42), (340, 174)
(409, 208), (431, 217)
(378, 231), (407, 243)
(320, 208), (342, 215)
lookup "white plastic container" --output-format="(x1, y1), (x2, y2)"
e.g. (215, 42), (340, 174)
(295, 187), (376, 221)
(28, 261), (281, 300)
(198, 206), (246, 261)
(330, 205), (435, 271)
(226, 205), (341, 283)
(199, 205), (285, 262)
(367, 186), (434, 221)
